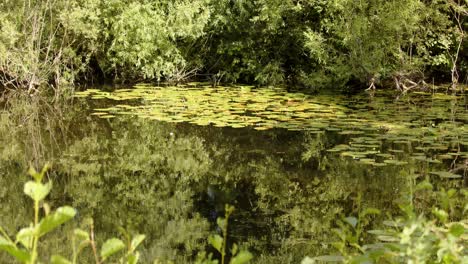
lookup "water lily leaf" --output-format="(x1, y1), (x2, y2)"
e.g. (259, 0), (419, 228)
(413, 156), (442, 164)
(370, 162), (387, 167)
(430, 171), (462, 179)
(313, 255), (345, 262)
(383, 160), (408, 165)
(376, 235), (399, 242)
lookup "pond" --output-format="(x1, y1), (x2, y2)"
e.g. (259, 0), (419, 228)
(0, 84), (467, 263)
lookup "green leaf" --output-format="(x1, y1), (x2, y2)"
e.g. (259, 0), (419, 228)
(130, 234), (145, 251)
(101, 238), (125, 260)
(349, 255), (373, 263)
(449, 223), (465, 237)
(313, 255), (345, 262)
(28, 164), (50, 182)
(301, 256), (314, 264)
(23, 181), (52, 201)
(344, 216), (358, 228)
(415, 181), (433, 191)
(73, 228), (89, 241)
(430, 171), (462, 179)
(38, 206), (76, 237)
(208, 234), (223, 253)
(231, 243), (238, 256)
(16, 227), (34, 249)
(225, 204), (235, 215)
(0, 236), (31, 262)
(127, 252), (140, 264)
(216, 217), (226, 232)
(362, 208), (381, 217)
(230, 251), (253, 264)
(28, 167), (40, 181)
(51, 255), (72, 264)
(432, 208), (448, 223)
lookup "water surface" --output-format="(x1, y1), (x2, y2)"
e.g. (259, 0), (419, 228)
(0, 85), (466, 263)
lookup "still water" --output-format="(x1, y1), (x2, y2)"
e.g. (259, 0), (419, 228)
(0, 85), (466, 263)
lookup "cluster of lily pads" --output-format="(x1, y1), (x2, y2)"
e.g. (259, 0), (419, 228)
(75, 83), (468, 175)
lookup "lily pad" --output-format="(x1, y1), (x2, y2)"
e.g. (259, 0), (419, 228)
(430, 171), (462, 179)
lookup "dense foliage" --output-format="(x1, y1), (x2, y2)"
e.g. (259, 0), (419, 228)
(0, 0), (466, 92)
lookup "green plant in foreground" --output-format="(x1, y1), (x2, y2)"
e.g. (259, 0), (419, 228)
(196, 205), (253, 264)
(305, 188), (468, 263)
(0, 165), (145, 264)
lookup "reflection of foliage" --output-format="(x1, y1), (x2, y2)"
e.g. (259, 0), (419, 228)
(1, 91), (467, 263)
(59, 118), (212, 262)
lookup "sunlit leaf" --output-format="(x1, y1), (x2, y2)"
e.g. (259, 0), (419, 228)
(16, 227), (34, 249)
(449, 223), (465, 237)
(127, 252), (140, 264)
(51, 255), (72, 264)
(432, 208), (448, 223)
(101, 238), (125, 260)
(73, 228), (89, 241)
(430, 171), (462, 179)
(208, 234), (223, 253)
(230, 250), (253, 264)
(0, 236), (31, 262)
(130, 234), (145, 251)
(23, 181), (52, 201)
(344, 216), (358, 228)
(38, 206), (76, 236)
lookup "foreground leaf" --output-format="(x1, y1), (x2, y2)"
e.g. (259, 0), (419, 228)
(101, 238), (125, 260)
(23, 181), (52, 201)
(0, 236), (31, 262)
(127, 252), (140, 264)
(230, 251), (253, 264)
(16, 227), (34, 249)
(131, 234), (145, 251)
(449, 223), (465, 237)
(73, 228), (90, 241)
(51, 255), (72, 264)
(344, 216), (358, 228)
(208, 234), (223, 253)
(38, 206), (76, 236)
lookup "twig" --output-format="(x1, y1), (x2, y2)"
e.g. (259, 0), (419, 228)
(90, 223), (101, 264)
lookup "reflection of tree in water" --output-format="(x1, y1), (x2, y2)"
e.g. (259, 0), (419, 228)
(182, 125), (406, 262)
(0, 96), (466, 263)
(60, 117), (214, 262)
